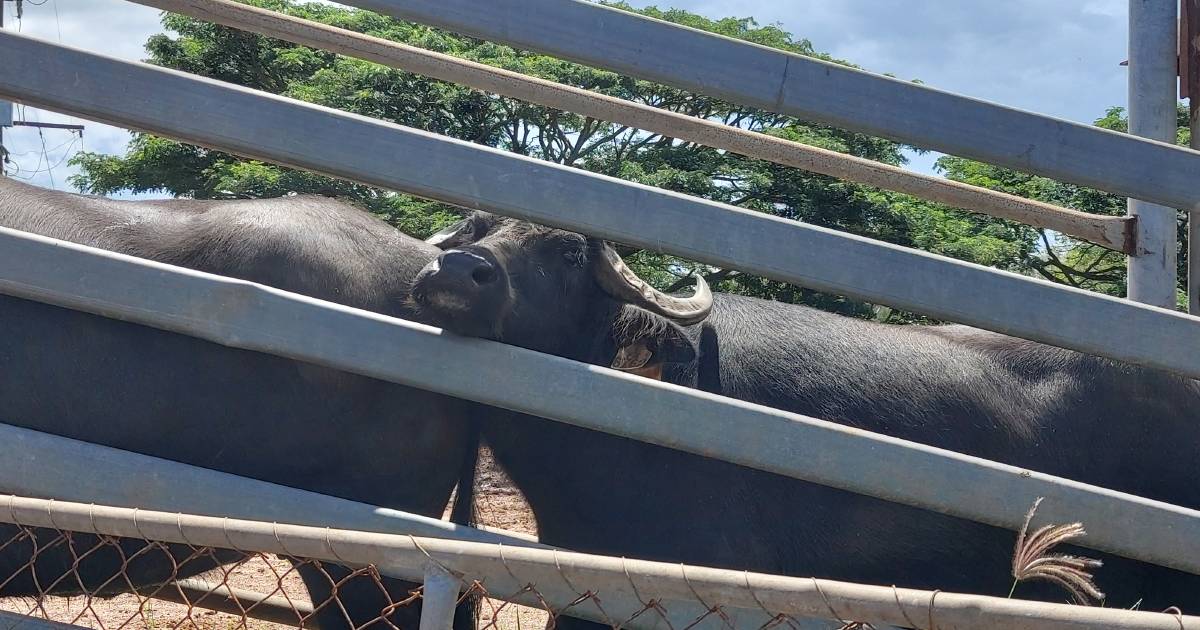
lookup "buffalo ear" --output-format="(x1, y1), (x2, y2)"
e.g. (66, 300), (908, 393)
(609, 307), (697, 380)
(425, 219), (468, 248)
(612, 342), (664, 380)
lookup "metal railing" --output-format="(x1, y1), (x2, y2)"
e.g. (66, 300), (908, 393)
(4, 495), (1198, 630)
(0, 422), (538, 548)
(0, 1), (1197, 628)
(3, 33), (1199, 380)
(351, 0), (1200, 213)
(0, 225), (1197, 577)
(130, 0), (1135, 253)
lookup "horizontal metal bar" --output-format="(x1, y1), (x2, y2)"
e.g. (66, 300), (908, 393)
(0, 611), (89, 630)
(0, 422), (541, 548)
(129, 0), (1133, 253)
(4, 496), (1196, 630)
(2, 33), (1198, 382)
(352, 0), (1200, 212)
(152, 578), (317, 628)
(0, 225), (1195, 576)
(0, 426), (735, 629)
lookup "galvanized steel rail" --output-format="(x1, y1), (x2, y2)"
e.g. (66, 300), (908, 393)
(0, 2), (1193, 628)
(2, 32), (1199, 382)
(1125, 0), (1180, 306)
(128, 0), (1134, 253)
(0, 224), (1196, 576)
(348, 0), (1200, 213)
(0, 422), (539, 548)
(4, 495), (1197, 630)
(0, 423), (748, 630)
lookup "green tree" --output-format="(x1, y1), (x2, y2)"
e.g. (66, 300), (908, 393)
(69, 0), (1040, 319)
(935, 104), (1192, 307)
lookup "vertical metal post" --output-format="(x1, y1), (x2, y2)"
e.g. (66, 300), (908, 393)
(1127, 0), (1180, 308)
(418, 562), (460, 630)
(1186, 0), (1200, 313)
(1, 0), (6, 177)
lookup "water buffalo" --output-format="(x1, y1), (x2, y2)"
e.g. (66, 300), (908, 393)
(412, 211), (1200, 619)
(0, 178), (479, 629)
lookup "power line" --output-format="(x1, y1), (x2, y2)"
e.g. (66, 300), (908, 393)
(1, 1), (84, 179)
(6, 134), (74, 157)
(37, 128), (53, 187)
(9, 133), (80, 182)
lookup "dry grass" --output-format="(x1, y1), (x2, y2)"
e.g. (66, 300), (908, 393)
(1010, 497), (1104, 604)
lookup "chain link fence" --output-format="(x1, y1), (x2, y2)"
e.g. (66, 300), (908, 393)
(0, 520), (797, 630)
(0, 494), (1197, 630)
(0, 525), (556, 630)
(0, 524), (847, 630)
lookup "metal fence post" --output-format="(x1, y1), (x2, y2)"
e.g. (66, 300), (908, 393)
(1185, 0), (1200, 313)
(1127, 0), (1180, 307)
(418, 562), (461, 630)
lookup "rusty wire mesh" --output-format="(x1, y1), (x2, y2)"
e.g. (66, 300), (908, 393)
(0, 520), (853, 630)
(0, 453), (1163, 630)
(0, 448), (549, 630)
(2, 498), (1196, 630)
(0, 523), (400, 629)
(0, 446), (831, 630)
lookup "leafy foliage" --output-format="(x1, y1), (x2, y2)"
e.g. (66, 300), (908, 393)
(935, 104), (1192, 308)
(70, 0), (1104, 319)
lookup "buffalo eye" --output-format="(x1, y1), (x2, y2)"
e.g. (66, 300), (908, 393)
(460, 216), (491, 242)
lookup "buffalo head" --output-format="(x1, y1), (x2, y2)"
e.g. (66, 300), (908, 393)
(412, 212), (712, 376)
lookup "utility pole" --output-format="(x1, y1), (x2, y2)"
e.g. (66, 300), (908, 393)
(0, 0), (84, 179)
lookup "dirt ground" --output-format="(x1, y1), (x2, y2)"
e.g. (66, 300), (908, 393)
(0, 448), (548, 630)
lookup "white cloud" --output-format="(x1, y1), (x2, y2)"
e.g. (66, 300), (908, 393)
(5, 0), (162, 193)
(626, 0), (1131, 172)
(1082, 0), (1125, 18)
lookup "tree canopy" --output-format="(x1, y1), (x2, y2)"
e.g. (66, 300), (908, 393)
(69, 0), (1183, 318)
(937, 104), (1192, 308)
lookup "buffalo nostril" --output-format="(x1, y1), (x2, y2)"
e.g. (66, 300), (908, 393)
(471, 264), (497, 285)
(433, 250), (499, 288)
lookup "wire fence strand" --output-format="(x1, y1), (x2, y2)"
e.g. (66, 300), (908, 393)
(2, 494), (1199, 630)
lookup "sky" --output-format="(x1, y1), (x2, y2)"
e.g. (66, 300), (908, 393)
(4, 0), (1134, 196)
